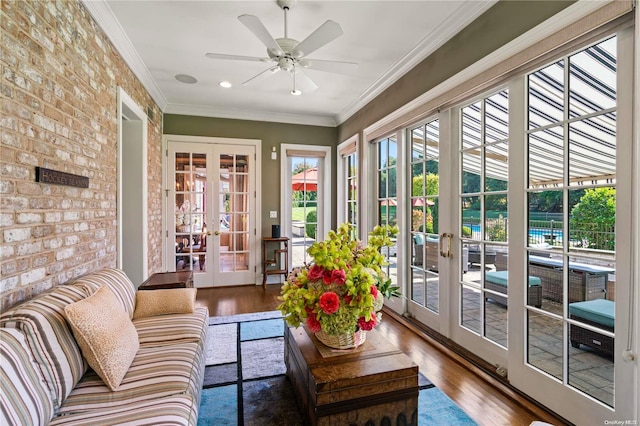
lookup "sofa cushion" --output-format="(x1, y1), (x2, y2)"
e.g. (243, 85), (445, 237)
(49, 394), (198, 426)
(71, 268), (136, 319)
(133, 288), (197, 319)
(56, 341), (204, 417)
(65, 285), (139, 391)
(0, 285), (89, 408)
(1, 328), (54, 426)
(134, 307), (208, 348)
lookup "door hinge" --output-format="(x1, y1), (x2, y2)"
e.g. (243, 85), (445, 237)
(166, 230), (168, 237)
(165, 189), (169, 197)
(165, 149), (168, 157)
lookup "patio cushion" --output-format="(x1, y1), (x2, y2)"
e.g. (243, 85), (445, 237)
(569, 299), (615, 329)
(485, 271), (541, 287)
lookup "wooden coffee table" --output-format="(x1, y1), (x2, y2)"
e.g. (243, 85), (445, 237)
(285, 326), (418, 426)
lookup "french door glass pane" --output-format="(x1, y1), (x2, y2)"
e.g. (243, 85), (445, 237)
(408, 121), (439, 313)
(525, 36), (617, 407)
(290, 157), (319, 268)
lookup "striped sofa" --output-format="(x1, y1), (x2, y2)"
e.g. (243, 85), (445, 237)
(0, 268), (208, 426)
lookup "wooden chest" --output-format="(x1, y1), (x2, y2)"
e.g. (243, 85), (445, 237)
(285, 326), (419, 426)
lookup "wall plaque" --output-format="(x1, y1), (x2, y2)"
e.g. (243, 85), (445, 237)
(35, 167), (89, 188)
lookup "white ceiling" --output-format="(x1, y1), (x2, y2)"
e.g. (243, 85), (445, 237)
(85, 0), (495, 126)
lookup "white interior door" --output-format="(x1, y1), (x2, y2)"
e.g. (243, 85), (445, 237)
(167, 140), (257, 287)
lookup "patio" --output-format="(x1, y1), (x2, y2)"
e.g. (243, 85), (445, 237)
(412, 263), (615, 407)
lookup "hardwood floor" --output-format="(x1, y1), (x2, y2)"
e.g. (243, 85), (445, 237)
(196, 285), (570, 426)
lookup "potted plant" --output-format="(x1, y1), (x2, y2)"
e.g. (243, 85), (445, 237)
(278, 223), (400, 349)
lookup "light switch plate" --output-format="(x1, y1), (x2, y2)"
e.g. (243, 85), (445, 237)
(269, 211), (277, 218)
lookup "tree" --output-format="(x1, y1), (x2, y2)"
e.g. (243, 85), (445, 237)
(570, 187), (615, 250)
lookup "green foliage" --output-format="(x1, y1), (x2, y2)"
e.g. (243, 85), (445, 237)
(570, 188), (615, 250)
(486, 215), (507, 242)
(305, 210), (317, 239)
(277, 223), (400, 335)
(462, 226), (472, 237)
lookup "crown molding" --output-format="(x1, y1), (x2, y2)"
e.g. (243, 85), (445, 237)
(164, 103), (337, 127)
(335, 0), (497, 125)
(82, 0), (168, 110)
(362, 0), (609, 139)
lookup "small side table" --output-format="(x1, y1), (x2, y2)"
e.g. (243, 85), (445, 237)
(262, 237), (289, 289)
(139, 271), (194, 290)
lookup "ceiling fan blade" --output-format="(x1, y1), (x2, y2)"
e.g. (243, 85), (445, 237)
(300, 58), (358, 75)
(293, 68), (318, 93)
(238, 14), (283, 56)
(241, 66), (280, 86)
(205, 53), (268, 62)
(291, 20), (343, 58)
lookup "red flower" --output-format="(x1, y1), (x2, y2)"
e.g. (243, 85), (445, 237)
(357, 314), (377, 331)
(306, 315), (322, 333)
(319, 292), (340, 314)
(343, 294), (352, 304)
(331, 269), (346, 285)
(322, 270), (333, 284)
(370, 285), (379, 298)
(307, 265), (324, 281)
(304, 305), (314, 315)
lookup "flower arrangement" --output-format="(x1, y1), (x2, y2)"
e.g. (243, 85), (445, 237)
(278, 223), (399, 342)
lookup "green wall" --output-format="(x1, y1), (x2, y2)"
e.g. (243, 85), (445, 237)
(163, 114), (338, 235)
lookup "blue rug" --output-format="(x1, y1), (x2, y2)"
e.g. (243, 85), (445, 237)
(199, 311), (477, 425)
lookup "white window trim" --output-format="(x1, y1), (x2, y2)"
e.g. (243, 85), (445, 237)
(280, 143), (332, 243)
(337, 134), (359, 235)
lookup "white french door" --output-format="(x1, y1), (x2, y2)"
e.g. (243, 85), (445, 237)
(166, 138), (258, 287)
(397, 28), (634, 425)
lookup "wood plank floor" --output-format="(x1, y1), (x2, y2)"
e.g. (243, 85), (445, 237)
(196, 285), (570, 426)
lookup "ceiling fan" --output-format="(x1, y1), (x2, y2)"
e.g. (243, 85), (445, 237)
(205, 0), (357, 95)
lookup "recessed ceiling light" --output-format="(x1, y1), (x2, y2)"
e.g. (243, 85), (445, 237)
(219, 81), (232, 88)
(175, 74), (197, 84)
(291, 90), (302, 96)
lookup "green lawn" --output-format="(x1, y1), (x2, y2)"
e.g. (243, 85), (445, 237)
(291, 207), (316, 221)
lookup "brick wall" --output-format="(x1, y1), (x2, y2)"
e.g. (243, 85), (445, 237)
(1, 0), (163, 310)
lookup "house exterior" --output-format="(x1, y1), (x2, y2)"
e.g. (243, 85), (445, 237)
(1, 1), (638, 424)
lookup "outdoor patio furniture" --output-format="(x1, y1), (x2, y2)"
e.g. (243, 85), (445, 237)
(528, 255), (613, 303)
(485, 270), (542, 308)
(468, 249), (496, 266)
(569, 299), (614, 357)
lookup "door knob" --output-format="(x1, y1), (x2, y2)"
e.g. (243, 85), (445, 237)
(206, 230), (212, 236)
(214, 230), (221, 235)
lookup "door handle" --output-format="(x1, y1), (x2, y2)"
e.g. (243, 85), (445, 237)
(440, 233), (453, 258)
(214, 230), (220, 235)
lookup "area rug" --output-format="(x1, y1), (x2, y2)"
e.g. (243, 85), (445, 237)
(199, 311), (477, 425)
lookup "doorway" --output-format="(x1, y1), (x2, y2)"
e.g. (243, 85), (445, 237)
(165, 136), (260, 287)
(280, 144), (331, 269)
(117, 87), (148, 286)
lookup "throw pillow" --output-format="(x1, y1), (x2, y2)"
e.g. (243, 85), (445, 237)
(64, 285), (139, 391)
(133, 288), (197, 319)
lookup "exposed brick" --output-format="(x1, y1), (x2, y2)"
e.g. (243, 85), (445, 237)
(1, 0), (162, 308)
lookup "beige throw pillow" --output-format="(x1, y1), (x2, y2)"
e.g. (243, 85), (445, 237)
(64, 285), (139, 391)
(133, 288), (197, 319)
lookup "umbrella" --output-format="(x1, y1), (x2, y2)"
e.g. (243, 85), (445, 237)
(291, 167), (318, 191)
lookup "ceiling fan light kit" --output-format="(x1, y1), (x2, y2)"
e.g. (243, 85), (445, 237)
(206, 0), (357, 95)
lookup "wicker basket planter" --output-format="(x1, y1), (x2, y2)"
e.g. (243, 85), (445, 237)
(315, 329), (367, 349)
